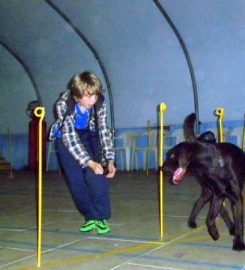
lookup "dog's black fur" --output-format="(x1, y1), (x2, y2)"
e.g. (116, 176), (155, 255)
(162, 113), (245, 251)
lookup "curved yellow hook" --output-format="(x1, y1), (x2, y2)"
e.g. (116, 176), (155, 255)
(34, 107), (45, 121)
(160, 102), (167, 112)
(215, 107), (224, 120)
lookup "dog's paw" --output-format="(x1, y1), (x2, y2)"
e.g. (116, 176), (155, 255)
(208, 226), (220, 241)
(188, 221), (197, 229)
(233, 240), (245, 251)
(211, 232), (220, 241)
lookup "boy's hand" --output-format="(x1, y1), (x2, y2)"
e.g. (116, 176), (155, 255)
(106, 160), (117, 178)
(87, 160), (104, 174)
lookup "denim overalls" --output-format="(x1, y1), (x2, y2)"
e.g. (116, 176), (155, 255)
(55, 103), (111, 221)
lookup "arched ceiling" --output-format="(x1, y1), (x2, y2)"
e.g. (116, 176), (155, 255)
(1, 0), (245, 133)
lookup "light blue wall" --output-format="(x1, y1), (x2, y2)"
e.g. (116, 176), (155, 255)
(51, 0), (193, 128)
(0, 0), (245, 170)
(0, 47), (37, 134)
(162, 0), (245, 122)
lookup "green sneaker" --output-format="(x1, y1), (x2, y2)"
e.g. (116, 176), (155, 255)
(80, 220), (96, 232)
(95, 220), (111, 234)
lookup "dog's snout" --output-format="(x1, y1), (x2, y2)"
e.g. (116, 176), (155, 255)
(161, 160), (175, 174)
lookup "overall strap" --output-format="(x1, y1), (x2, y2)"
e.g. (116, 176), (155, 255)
(58, 94), (75, 132)
(93, 95), (106, 163)
(66, 94), (76, 115)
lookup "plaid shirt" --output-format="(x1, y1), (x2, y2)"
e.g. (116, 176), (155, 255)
(49, 90), (115, 167)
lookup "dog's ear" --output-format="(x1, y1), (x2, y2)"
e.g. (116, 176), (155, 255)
(183, 113), (197, 142)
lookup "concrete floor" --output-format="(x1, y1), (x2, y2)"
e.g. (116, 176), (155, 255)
(0, 169), (244, 270)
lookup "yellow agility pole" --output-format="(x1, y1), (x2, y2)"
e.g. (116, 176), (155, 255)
(159, 102), (167, 240)
(215, 107), (226, 207)
(34, 106), (45, 268)
(215, 107), (224, 142)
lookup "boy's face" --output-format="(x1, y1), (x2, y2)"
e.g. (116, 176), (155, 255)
(74, 92), (98, 109)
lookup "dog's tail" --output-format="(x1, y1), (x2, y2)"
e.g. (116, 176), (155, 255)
(183, 113), (197, 142)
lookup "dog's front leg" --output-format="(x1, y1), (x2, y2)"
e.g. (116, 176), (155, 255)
(188, 187), (212, 228)
(231, 195), (245, 251)
(206, 196), (224, 241)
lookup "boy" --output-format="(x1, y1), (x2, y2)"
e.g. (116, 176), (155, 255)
(49, 71), (116, 234)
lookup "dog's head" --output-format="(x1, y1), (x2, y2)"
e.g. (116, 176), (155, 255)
(162, 113), (221, 185)
(161, 140), (224, 185)
(161, 142), (196, 184)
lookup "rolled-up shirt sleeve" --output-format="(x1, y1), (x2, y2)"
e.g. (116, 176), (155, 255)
(51, 90), (92, 167)
(61, 115), (91, 167)
(96, 101), (115, 161)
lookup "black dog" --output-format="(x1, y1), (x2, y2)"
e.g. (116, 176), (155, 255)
(182, 114), (233, 231)
(162, 113), (245, 251)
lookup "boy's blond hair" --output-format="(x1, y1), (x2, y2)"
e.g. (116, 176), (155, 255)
(68, 71), (102, 98)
